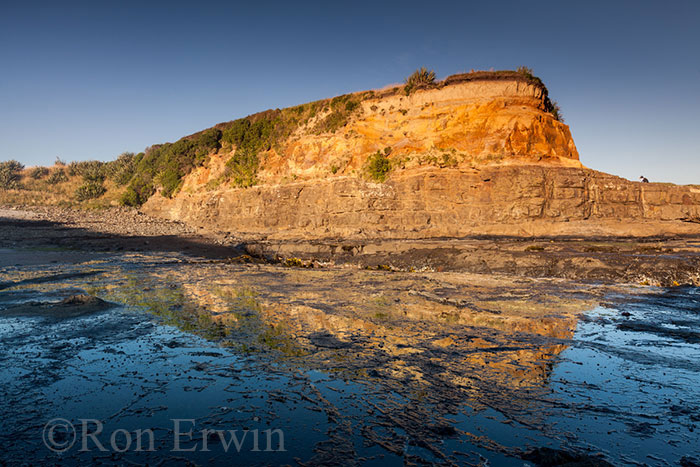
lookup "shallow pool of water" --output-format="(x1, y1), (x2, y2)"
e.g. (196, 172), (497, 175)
(1, 250), (698, 465)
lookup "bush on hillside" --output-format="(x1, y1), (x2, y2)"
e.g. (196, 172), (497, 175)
(75, 181), (106, 201)
(47, 169), (68, 184)
(404, 67), (436, 95)
(121, 176), (155, 207)
(122, 128), (223, 202)
(222, 117), (275, 187)
(106, 151), (137, 186)
(0, 160), (25, 189)
(311, 94), (363, 134)
(117, 95), (359, 204)
(29, 166), (49, 179)
(68, 160), (106, 182)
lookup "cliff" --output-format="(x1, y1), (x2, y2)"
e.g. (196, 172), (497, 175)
(5, 70), (697, 241)
(143, 165), (700, 240)
(255, 76), (580, 184)
(141, 71), (699, 240)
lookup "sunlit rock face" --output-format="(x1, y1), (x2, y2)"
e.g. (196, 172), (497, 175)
(263, 79), (580, 181)
(142, 78), (578, 238)
(142, 76), (700, 240)
(145, 166), (700, 240)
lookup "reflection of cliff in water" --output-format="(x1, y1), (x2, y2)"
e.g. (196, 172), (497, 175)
(10, 251), (699, 464)
(96, 260), (590, 418)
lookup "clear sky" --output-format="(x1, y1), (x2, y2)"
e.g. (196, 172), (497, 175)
(1, 0), (698, 184)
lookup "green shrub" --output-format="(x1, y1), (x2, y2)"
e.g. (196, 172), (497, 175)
(124, 128), (223, 202)
(312, 94), (362, 134)
(75, 181), (106, 201)
(157, 167), (183, 198)
(366, 148), (392, 182)
(121, 175), (155, 206)
(404, 67), (436, 95)
(222, 118), (273, 155)
(549, 100), (564, 122)
(345, 100), (359, 112)
(225, 149), (259, 188)
(221, 117), (274, 187)
(314, 111), (346, 134)
(120, 187), (141, 207)
(106, 152), (137, 186)
(29, 166), (49, 179)
(47, 169), (68, 184)
(68, 160), (106, 182)
(0, 160), (24, 189)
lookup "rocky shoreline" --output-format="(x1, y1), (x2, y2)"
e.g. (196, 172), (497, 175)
(2, 205), (699, 286)
(0, 205), (243, 260)
(2, 204), (699, 465)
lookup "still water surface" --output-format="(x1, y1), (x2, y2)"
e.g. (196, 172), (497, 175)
(1, 251), (698, 465)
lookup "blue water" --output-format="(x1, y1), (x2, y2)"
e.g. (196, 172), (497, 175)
(1, 254), (699, 465)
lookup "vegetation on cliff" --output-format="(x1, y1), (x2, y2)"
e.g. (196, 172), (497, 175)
(404, 67), (437, 95)
(222, 117), (272, 187)
(119, 67), (563, 200)
(366, 148), (393, 182)
(312, 93), (364, 134)
(516, 66), (563, 122)
(1, 67), (568, 207)
(121, 129), (222, 205)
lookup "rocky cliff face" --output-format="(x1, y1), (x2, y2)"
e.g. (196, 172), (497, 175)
(144, 165), (700, 240)
(257, 78), (580, 184)
(142, 74), (700, 240)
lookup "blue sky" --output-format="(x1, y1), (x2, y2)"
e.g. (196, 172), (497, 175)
(1, 0), (698, 184)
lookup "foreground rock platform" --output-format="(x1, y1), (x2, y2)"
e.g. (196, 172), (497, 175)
(2, 206), (699, 286)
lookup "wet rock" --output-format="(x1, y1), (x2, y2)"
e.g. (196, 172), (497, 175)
(0, 294), (112, 318)
(426, 423), (457, 437)
(681, 456), (700, 467)
(625, 421), (657, 437)
(617, 321), (700, 344)
(309, 331), (352, 349)
(522, 447), (613, 466)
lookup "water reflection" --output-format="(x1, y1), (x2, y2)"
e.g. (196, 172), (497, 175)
(1, 251), (698, 465)
(99, 262), (586, 399)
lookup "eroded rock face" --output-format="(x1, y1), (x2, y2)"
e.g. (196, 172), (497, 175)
(142, 77), (699, 240)
(260, 80), (580, 182)
(145, 166), (700, 240)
